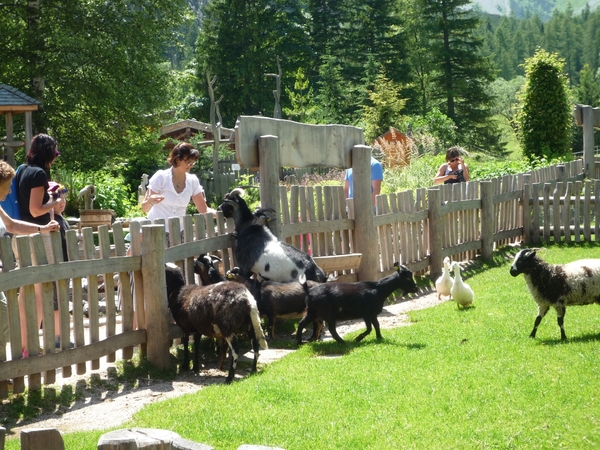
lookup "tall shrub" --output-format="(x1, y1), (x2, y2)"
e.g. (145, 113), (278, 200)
(516, 49), (572, 160)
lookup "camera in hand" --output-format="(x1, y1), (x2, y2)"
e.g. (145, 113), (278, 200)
(444, 169), (465, 184)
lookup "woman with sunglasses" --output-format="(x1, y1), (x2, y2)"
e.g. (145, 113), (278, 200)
(433, 146), (470, 185)
(142, 142), (215, 242)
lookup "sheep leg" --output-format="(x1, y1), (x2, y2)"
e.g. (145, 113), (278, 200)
(182, 335), (190, 371)
(530, 304), (550, 338)
(247, 328), (260, 374)
(296, 314), (314, 345)
(224, 336), (239, 384)
(373, 316), (382, 339)
(555, 305), (567, 340)
(192, 333), (202, 372)
(308, 319), (323, 342)
(328, 320), (345, 344)
(355, 318), (375, 342)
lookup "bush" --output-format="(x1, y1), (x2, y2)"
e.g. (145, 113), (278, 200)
(53, 169), (137, 218)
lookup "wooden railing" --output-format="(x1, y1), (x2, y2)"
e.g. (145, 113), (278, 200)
(1, 158), (597, 397)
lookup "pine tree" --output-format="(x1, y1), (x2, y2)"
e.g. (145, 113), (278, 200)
(416, 0), (502, 152)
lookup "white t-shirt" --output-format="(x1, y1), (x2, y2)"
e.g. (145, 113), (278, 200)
(147, 168), (204, 233)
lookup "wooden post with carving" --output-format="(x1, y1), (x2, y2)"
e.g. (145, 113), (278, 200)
(259, 135), (282, 238)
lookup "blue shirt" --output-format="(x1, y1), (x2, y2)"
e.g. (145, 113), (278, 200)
(344, 157), (384, 199)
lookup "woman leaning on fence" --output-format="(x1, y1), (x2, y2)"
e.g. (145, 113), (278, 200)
(16, 133), (66, 355)
(433, 146), (470, 185)
(0, 160), (59, 348)
(142, 142), (216, 243)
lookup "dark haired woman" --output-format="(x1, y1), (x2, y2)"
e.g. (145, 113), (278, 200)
(433, 146), (471, 185)
(0, 160), (59, 347)
(142, 142), (215, 239)
(16, 133), (66, 353)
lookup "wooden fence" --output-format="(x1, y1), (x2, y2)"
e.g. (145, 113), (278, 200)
(0, 158), (596, 397)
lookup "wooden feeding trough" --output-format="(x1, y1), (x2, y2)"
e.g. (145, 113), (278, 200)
(78, 209), (116, 231)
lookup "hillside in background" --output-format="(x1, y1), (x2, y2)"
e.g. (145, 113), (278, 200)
(472, 0), (599, 19)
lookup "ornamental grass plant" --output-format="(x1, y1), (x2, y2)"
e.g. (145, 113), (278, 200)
(38, 242), (600, 450)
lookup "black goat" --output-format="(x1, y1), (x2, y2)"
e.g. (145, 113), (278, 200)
(510, 248), (600, 340)
(166, 263), (268, 383)
(218, 188), (327, 283)
(226, 267), (323, 341)
(297, 262), (419, 344)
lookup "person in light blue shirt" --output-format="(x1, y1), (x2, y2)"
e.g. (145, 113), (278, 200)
(343, 156), (384, 207)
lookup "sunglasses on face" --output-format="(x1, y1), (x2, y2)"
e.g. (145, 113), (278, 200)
(449, 158), (459, 163)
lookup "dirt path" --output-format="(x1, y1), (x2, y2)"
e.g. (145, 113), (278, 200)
(6, 289), (443, 438)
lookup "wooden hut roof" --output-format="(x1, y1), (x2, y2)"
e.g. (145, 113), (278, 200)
(159, 119), (234, 141)
(0, 84), (41, 112)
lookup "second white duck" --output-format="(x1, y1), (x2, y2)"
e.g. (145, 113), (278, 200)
(451, 262), (474, 309)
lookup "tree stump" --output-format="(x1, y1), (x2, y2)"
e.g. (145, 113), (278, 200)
(20, 428), (64, 450)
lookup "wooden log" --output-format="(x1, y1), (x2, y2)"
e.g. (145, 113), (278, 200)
(351, 145), (378, 281)
(65, 231), (86, 375)
(49, 231), (72, 378)
(142, 226), (170, 370)
(259, 135), (281, 239)
(98, 226), (116, 363)
(20, 428), (64, 450)
(82, 228), (100, 370)
(480, 181), (494, 261)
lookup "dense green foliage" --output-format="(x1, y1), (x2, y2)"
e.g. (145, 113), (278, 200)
(10, 243), (598, 450)
(0, 0), (188, 173)
(516, 49), (573, 160)
(2, 0), (600, 202)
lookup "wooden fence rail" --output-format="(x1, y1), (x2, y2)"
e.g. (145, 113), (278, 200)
(0, 158), (597, 397)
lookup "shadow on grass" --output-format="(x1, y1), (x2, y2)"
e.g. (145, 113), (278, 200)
(301, 335), (427, 358)
(536, 331), (600, 346)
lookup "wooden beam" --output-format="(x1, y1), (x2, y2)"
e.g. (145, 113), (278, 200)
(0, 105), (39, 112)
(313, 253), (362, 272)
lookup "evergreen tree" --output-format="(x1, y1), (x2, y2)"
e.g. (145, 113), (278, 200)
(284, 68), (318, 123)
(516, 49), (572, 160)
(575, 64), (600, 106)
(360, 71), (407, 142)
(314, 53), (355, 124)
(544, 6), (582, 86)
(416, 0), (502, 152)
(196, 0), (310, 125)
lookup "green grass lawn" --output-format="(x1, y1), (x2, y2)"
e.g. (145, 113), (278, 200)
(7, 243), (600, 449)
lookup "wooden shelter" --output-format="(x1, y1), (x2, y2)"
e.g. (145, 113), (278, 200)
(0, 84), (40, 168)
(158, 119), (234, 150)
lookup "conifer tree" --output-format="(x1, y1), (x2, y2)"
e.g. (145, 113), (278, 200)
(416, 0), (502, 152)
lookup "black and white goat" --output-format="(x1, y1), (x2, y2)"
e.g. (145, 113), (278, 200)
(510, 248), (600, 340)
(297, 262), (419, 344)
(218, 188), (327, 283)
(226, 267), (323, 341)
(165, 263), (268, 383)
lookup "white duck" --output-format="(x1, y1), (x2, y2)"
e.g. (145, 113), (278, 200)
(451, 262), (474, 309)
(435, 256), (453, 300)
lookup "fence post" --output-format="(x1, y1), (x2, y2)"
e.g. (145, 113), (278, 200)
(582, 105), (595, 178)
(352, 145), (378, 281)
(480, 181), (494, 261)
(556, 165), (566, 182)
(428, 188), (442, 281)
(259, 135), (282, 239)
(522, 174), (532, 245)
(142, 224), (170, 370)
